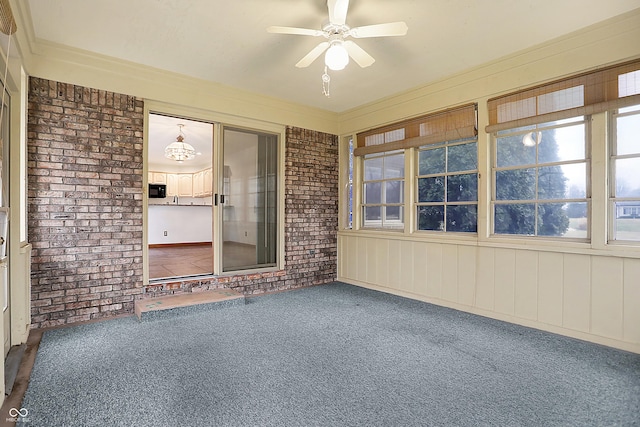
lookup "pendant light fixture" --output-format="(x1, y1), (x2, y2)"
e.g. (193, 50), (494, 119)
(164, 124), (196, 162)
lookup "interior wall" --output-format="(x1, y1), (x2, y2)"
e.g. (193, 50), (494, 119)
(339, 237), (640, 353)
(148, 205), (212, 245)
(27, 78), (145, 328)
(27, 77), (339, 326)
(336, 10), (640, 353)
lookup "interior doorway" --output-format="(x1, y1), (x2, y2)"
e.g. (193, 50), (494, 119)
(146, 113), (281, 280)
(147, 114), (214, 280)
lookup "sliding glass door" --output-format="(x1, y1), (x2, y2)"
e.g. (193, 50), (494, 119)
(146, 111), (280, 280)
(221, 128), (278, 271)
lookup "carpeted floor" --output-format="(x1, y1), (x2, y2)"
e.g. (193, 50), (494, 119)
(17, 282), (640, 426)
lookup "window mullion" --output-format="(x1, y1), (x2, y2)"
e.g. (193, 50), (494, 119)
(404, 148), (414, 235)
(591, 112), (608, 248)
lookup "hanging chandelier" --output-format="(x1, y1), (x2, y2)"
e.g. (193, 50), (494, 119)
(164, 124), (196, 162)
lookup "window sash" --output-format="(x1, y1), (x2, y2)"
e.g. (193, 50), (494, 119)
(491, 117), (590, 238)
(415, 139), (478, 233)
(362, 152), (405, 229)
(609, 105), (640, 242)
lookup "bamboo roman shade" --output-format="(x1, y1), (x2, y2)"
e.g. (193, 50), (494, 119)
(486, 59), (640, 133)
(355, 104), (477, 157)
(0, 0), (16, 35)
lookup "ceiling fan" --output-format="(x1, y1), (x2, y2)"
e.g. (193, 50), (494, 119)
(267, 0), (408, 71)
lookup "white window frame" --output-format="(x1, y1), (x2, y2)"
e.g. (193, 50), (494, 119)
(609, 104), (640, 243)
(491, 116), (591, 239)
(361, 150), (405, 230)
(415, 138), (478, 233)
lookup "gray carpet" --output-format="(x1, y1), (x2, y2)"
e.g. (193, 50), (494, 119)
(18, 282), (640, 426)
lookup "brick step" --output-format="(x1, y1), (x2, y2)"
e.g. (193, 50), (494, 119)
(134, 289), (245, 321)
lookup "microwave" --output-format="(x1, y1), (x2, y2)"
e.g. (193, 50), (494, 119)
(148, 184), (166, 198)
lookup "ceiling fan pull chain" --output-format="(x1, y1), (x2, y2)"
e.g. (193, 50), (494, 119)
(322, 66), (331, 97)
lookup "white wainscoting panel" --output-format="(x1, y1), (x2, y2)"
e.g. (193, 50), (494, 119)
(623, 258), (640, 343)
(475, 247), (495, 311)
(337, 234), (640, 353)
(514, 250), (538, 321)
(441, 244), (459, 303)
(591, 257), (624, 340)
(457, 245), (477, 307)
(562, 253), (591, 333)
(537, 252), (564, 328)
(494, 248), (516, 316)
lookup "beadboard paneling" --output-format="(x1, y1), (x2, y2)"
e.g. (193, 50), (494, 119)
(338, 234), (640, 353)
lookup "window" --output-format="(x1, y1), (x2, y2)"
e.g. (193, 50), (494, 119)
(355, 104), (478, 232)
(486, 60), (640, 240)
(492, 117), (589, 238)
(362, 151), (404, 229)
(416, 138), (478, 232)
(610, 104), (640, 242)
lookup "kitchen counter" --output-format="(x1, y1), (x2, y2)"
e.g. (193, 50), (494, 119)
(149, 196), (212, 207)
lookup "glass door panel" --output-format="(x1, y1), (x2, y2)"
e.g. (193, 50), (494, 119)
(222, 128), (278, 271)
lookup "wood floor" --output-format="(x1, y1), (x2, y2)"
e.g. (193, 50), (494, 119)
(148, 243), (258, 279)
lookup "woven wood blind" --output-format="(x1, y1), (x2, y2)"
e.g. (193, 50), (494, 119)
(355, 104), (477, 157)
(0, 0), (16, 35)
(486, 59), (640, 133)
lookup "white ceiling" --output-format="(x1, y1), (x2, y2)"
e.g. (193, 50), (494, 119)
(22, 0), (640, 113)
(148, 114), (213, 173)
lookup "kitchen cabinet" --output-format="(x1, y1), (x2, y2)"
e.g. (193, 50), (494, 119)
(193, 168), (213, 197)
(203, 168), (213, 196)
(149, 169), (212, 198)
(166, 173), (178, 197)
(178, 174), (193, 197)
(148, 172), (167, 184)
(193, 170), (204, 197)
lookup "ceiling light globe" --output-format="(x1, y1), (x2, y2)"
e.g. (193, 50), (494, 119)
(522, 131), (541, 147)
(325, 44), (349, 71)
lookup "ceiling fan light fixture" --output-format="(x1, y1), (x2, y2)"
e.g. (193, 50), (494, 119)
(164, 124), (196, 162)
(325, 42), (349, 71)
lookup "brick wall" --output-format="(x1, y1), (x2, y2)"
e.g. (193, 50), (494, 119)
(28, 78), (145, 328)
(283, 127), (338, 288)
(28, 78), (338, 328)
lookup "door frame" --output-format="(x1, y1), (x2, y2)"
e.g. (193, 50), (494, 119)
(143, 101), (286, 284)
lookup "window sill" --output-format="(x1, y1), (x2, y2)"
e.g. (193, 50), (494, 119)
(338, 229), (640, 258)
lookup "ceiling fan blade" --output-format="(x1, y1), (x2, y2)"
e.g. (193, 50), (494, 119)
(348, 22), (408, 38)
(328, 0), (349, 26)
(295, 42), (330, 68)
(267, 26), (323, 36)
(343, 41), (375, 68)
